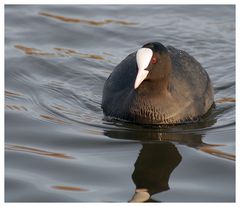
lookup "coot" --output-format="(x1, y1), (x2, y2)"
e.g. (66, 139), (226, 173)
(102, 42), (214, 124)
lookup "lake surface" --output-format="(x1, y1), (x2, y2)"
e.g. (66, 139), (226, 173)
(5, 5), (235, 202)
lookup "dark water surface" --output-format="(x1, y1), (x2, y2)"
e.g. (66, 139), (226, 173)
(5, 5), (235, 202)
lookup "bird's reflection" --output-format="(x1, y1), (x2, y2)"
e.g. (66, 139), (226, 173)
(103, 117), (235, 202)
(131, 142), (181, 202)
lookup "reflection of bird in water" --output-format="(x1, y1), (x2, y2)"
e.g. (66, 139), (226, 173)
(130, 142), (181, 202)
(104, 118), (235, 202)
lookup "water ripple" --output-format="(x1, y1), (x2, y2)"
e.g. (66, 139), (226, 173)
(39, 11), (137, 26)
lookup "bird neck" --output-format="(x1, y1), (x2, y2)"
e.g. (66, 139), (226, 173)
(139, 68), (171, 96)
(136, 80), (170, 98)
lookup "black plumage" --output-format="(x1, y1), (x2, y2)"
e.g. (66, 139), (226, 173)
(102, 42), (214, 124)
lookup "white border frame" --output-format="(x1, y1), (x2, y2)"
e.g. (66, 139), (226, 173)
(1, 1), (238, 207)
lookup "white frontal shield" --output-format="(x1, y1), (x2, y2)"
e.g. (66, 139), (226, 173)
(134, 48), (153, 89)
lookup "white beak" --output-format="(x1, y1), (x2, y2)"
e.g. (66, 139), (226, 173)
(134, 48), (153, 89)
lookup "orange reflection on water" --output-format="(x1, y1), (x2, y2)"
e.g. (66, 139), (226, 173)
(39, 12), (137, 26)
(5, 90), (23, 97)
(52, 185), (88, 191)
(199, 145), (235, 161)
(14, 45), (55, 56)
(82, 54), (104, 60)
(6, 104), (28, 111)
(15, 44), (105, 60)
(54, 47), (78, 55)
(6, 144), (74, 159)
(40, 114), (65, 124)
(54, 47), (104, 60)
(216, 97), (235, 104)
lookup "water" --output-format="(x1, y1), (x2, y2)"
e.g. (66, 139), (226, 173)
(5, 5), (235, 202)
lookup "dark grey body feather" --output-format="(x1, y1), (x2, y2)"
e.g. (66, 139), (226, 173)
(101, 46), (214, 124)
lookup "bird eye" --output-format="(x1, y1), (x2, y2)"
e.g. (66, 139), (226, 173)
(152, 57), (157, 64)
